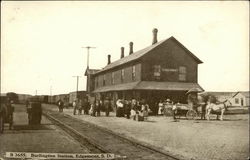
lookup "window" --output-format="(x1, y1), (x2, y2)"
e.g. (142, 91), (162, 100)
(103, 74), (106, 86)
(95, 78), (98, 88)
(179, 66), (187, 81)
(121, 69), (124, 83)
(132, 65), (136, 81)
(111, 72), (115, 85)
(235, 98), (239, 104)
(153, 65), (161, 80)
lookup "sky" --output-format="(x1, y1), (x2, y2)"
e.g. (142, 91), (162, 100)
(1, 1), (249, 95)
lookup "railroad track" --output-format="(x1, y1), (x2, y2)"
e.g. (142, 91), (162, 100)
(43, 111), (180, 160)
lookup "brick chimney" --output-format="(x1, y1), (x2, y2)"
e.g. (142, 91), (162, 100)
(108, 54), (111, 65)
(129, 42), (133, 55)
(121, 47), (124, 58)
(152, 28), (158, 45)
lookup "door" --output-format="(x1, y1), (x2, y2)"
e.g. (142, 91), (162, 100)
(241, 98), (244, 106)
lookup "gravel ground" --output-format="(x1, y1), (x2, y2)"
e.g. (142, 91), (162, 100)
(43, 104), (249, 160)
(0, 104), (90, 160)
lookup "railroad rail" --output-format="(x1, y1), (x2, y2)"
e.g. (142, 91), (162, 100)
(43, 111), (180, 160)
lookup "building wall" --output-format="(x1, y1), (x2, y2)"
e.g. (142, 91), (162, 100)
(142, 39), (198, 83)
(94, 63), (141, 89)
(231, 93), (249, 107)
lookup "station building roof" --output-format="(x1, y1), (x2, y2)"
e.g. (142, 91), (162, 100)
(94, 36), (203, 75)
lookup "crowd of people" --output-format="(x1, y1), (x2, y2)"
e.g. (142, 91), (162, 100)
(56, 93), (209, 121)
(56, 97), (156, 121)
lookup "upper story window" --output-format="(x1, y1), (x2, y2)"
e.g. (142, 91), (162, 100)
(95, 78), (98, 88)
(179, 66), (187, 81)
(103, 74), (106, 86)
(121, 69), (125, 83)
(111, 72), (114, 85)
(153, 65), (161, 80)
(132, 65), (136, 81)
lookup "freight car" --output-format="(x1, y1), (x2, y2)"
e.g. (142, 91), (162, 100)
(17, 94), (32, 104)
(69, 91), (87, 106)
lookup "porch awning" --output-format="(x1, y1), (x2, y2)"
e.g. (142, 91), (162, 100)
(92, 82), (140, 93)
(134, 81), (204, 91)
(92, 81), (204, 93)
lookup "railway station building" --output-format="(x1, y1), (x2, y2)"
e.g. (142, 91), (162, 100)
(85, 28), (204, 112)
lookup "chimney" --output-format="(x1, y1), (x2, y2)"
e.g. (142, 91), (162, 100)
(107, 54), (111, 65)
(129, 42), (133, 55)
(152, 28), (158, 45)
(121, 47), (124, 58)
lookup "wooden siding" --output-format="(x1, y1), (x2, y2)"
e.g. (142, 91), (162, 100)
(94, 63), (141, 89)
(142, 39), (198, 83)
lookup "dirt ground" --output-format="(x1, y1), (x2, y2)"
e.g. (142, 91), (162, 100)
(43, 104), (249, 160)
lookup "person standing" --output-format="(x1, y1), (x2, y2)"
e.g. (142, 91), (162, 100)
(124, 100), (131, 119)
(116, 99), (124, 117)
(57, 99), (63, 112)
(73, 99), (77, 115)
(141, 101), (149, 121)
(83, 98), (90, 115)
(158, 100), (164, 115)
(92, 101), (97, 117)
(104, 97), (111, 116)
(6, 99), (14, 130)
(130, 99), (137, 120)
(96, 100), (101, 117)
(0, 99), (7, 133)
(78, 99), (83, 115)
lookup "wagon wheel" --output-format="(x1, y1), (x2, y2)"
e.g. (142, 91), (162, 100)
(164, 108), (173, 117)
(186, 110), (198, 120)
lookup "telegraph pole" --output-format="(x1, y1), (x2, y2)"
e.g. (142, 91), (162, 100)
(50, 86), (52, 96)
(81, 46), (96, 69)
(73, 76), (81, 99)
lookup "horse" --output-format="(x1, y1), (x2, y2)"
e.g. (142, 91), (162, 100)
(206, 99), (232, 121)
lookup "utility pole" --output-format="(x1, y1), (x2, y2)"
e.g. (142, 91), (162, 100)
(81, 46), (96, 69)
(50, 85), (52, 96)
(72, 76), (81, 100)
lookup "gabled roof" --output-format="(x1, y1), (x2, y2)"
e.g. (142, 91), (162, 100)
(94, 36), (203, 75)
(84, 68), (100, 76)
(232, 91), (250, 98)
(241, 91), (250, 98)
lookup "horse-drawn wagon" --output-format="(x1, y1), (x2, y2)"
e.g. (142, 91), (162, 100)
(164, 103), (205, 120)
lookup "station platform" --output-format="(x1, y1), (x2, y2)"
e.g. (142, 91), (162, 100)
(43, 104), (249, 160)
(0, 104), (92, 160)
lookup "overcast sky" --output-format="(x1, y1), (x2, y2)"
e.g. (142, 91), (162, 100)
(1, 1), (249, 95)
